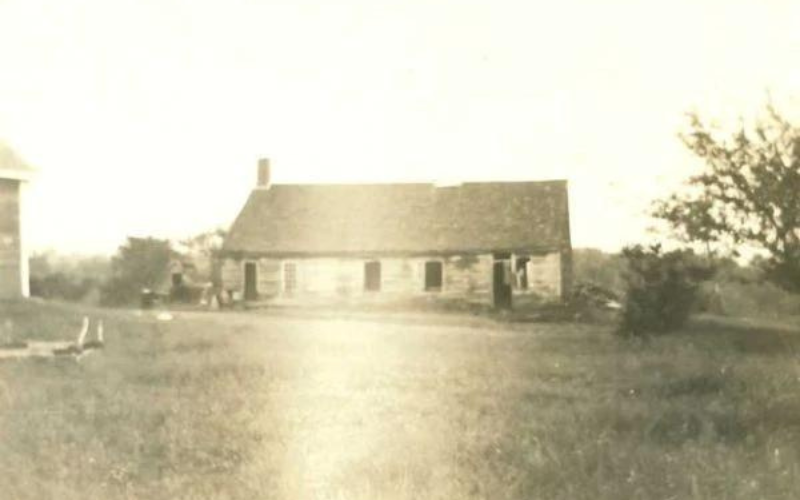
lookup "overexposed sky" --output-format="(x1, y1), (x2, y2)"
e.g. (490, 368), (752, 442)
(2, 0), (800, 254)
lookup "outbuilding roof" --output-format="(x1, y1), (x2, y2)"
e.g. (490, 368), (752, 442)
(0, 142), (35, 181)
(223, 180), (571, 256)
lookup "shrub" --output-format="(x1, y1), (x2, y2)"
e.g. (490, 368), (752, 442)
(101, 237), (174, 306)
(28, 252), (110, 303)
(29, 273), (98, 302)
(618, 245), (715, 337)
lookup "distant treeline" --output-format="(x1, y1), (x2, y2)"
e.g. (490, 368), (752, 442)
(28, 231), (223, 307)
(28, 252), (111, 304)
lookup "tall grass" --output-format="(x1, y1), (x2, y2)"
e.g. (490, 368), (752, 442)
(1, 300), (800, 498)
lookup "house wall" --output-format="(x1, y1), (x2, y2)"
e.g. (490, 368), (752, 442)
(525, 252), (563, 298)
(220, 249), (566, 305)
(0, 179), (26, 299)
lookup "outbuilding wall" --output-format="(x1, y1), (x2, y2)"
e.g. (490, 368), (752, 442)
(0, 179), (26, 299)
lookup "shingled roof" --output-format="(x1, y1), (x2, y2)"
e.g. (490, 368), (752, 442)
(222, 181), (571, 256)
(0, 141), (35, 181)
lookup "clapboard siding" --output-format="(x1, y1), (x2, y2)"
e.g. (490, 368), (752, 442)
(220, 249), (565, 305)
(0, 179), (23, 298)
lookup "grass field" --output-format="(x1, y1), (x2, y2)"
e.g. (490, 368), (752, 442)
(2, 300), (800, 499)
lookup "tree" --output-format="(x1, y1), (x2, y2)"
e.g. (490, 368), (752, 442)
(101, 237), (174, 305)
(655, 105), (800, 291)
(179, 229), (225, 258)
(170, 228), (226, 289)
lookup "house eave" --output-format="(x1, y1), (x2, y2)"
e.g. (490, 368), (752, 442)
(218, 245), (569, 260)
(0, 168), (34, 182)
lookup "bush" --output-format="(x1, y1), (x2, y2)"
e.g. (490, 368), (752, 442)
(28, 253), (110, 303)
(618, 245), (715, 337)
(101, 237), (174, 306)
(29, 273), (98, 302)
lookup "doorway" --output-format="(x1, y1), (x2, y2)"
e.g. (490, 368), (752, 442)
(171, 272), (184, 287)
(492, 258), (512, 309)
(244, 262), (258, 301)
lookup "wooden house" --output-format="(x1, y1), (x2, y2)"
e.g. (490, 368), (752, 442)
(220, 160), (572, 308)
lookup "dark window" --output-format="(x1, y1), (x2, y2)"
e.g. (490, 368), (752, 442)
(424, 261), (443, 291)
(364, 261), (381, 292)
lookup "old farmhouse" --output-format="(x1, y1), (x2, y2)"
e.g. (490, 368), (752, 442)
(0, 143), (34, 299)
(220, 160), (572, 308)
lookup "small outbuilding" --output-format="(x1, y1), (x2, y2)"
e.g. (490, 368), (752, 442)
(220, 159), (572, 308)
(0, 142), (34, 299)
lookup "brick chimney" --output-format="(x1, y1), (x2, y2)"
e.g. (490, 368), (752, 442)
(256, 158), (271, 189)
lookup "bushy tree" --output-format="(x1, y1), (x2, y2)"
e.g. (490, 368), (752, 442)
(101, 237), (174, 306)
(618, 245), (715, 337)
(655, 105), (800, 291)
(175, 228), (226, 286)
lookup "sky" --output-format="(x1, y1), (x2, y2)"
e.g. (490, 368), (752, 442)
(2, 0), (800, 254)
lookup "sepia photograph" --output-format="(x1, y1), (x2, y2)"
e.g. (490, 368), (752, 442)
(2, 0), (800, 498)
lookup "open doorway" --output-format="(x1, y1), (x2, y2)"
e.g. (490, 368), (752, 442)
(492, 254), (512, 309)
(244, 262), (258, 301)
(171, 272), (184, 287)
